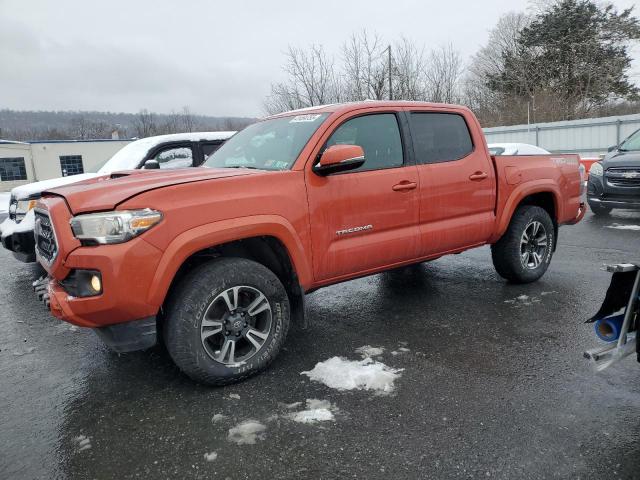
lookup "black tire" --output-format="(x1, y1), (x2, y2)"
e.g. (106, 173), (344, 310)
(491, 205), (555, 284)
(588, 202), (611, 216)
(163, 257), (290, 386)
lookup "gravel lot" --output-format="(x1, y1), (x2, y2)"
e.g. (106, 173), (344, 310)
(2, 210), (640, 479)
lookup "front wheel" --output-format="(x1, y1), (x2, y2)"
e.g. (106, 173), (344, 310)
(491, 205), (555, 284)
(163, 257), (290, 385)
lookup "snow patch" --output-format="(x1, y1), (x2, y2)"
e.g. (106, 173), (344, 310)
(287, 399), (336, 424)
(504, 294), (542, 306)
(226, 393), (241, 400)
(283, 401), (303, 409)
(73, 435), (92, 452)
(607, 224), (640, 231)
(211, 414), (227, 423)
(301, 357), (402, 394)
(227, 420), (266, 445)
(355, 345), (385, 358)
(0, 209), (35, 239)
(203, 452), (218, 462)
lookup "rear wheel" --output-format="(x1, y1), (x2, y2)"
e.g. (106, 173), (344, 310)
(491, 205), (555, 284)
(164, 257), (290, 385)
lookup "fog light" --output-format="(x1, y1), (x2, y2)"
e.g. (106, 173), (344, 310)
(60, 269), (103, 297)
(90, 275), (101, 293)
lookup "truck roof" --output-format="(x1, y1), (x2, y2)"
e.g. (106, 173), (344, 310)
(267, 100), (471, 119)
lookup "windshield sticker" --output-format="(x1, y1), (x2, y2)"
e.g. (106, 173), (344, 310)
(290, 114), (322, 123)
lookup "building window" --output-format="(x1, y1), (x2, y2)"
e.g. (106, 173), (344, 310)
(60, 155), (84, 177)
(0, 157), (27, 181)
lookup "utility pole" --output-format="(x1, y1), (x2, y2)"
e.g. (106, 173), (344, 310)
(387, 45), (393, 100)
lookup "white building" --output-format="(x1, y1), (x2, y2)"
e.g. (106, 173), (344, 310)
(0, 139), (131, 191)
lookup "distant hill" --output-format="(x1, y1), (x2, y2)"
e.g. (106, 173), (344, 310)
(0, 109), (256, 141)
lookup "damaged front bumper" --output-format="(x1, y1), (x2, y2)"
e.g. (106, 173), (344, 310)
(33, 274), (157, 353)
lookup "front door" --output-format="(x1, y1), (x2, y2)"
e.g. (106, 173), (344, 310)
(305, 112), (420, 282)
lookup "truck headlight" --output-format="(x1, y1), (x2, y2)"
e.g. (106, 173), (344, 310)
(15, 199), (37, 221)
(590, 162), (604, 177)
(70, 209), (162, 245)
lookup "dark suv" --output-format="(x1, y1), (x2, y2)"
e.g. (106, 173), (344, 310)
(588, 128), (640, 215)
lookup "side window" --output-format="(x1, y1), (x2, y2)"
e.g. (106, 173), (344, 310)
(152, 146), (194, 169)
(325, 113), (403, 172)
(201, 142), (223, 162)
(60, 155), (84, 176)
(410, 113), (473, 164)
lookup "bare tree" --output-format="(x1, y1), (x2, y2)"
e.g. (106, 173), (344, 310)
(134, 109), (157, 137)
(180, 106), (196, 132)
(264, 45), (343, 114)
(423, 44), (464, 103)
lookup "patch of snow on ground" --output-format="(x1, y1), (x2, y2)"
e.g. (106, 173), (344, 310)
(211, 414), (227, 423)
(355, 345), (385, 358)
(302, 357), (402, 394)
(288, 399), (336, 424)
(203, 452), (218, 462)
(227, 420), (266, 445)
(284, 401), (303, 409)
(73, 435), (91, 452)
(607, 224), (640, 231)
(226, 393), (240, 400)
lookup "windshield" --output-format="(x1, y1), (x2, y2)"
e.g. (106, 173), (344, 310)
(204, 113), (329, 171)
(619, 129), (640, 152)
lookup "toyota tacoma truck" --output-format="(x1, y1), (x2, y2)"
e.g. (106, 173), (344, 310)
(587, 128), (640, 215)
(34, 101), (585, 385)
(1, 131), (234, 262)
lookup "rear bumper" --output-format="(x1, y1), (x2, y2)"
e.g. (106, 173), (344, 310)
(1, 229), (36, 263)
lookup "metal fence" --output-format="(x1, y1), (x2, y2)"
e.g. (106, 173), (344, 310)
(483, 113), (640, 157)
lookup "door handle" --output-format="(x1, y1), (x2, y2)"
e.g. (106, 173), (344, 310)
(469, 171), (488, 181)
(392, 181), (418, 192)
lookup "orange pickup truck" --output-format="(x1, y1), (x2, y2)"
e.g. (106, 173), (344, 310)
(35, 101), (585, 385)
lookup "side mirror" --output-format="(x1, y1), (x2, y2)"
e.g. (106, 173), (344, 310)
(607, 145), (618, 152)
(314, 145), (365, 176)
(143, 159), (160, 170)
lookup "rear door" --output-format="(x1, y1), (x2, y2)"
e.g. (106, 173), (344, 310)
(407, 109), (496, 256)
(305, 111), (420, 281)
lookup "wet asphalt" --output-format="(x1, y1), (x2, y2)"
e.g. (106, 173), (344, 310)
(2, 210), (640, 480)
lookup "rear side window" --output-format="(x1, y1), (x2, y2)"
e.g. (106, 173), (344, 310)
(410, 113), (473, 164)
(325, 113), (403, 172)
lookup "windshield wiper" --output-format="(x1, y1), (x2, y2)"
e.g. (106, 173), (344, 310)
(226, 165), (262, 170)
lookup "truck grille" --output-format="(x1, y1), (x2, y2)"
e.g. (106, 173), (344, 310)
(8, 195), (17, 221)
(606, 168), (640, 187)
(34, 210), (58, 264)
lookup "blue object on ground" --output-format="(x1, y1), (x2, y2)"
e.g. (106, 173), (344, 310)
(594, 314), (626, 342)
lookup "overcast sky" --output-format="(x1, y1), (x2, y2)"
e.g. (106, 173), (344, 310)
(1, 0), (638, 117)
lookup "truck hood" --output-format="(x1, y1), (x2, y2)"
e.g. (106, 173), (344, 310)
(45, 167), (261, 214)
(602, 151), (640, 168)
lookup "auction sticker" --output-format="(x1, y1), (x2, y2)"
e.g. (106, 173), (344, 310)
(290, 114), (322, 123)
